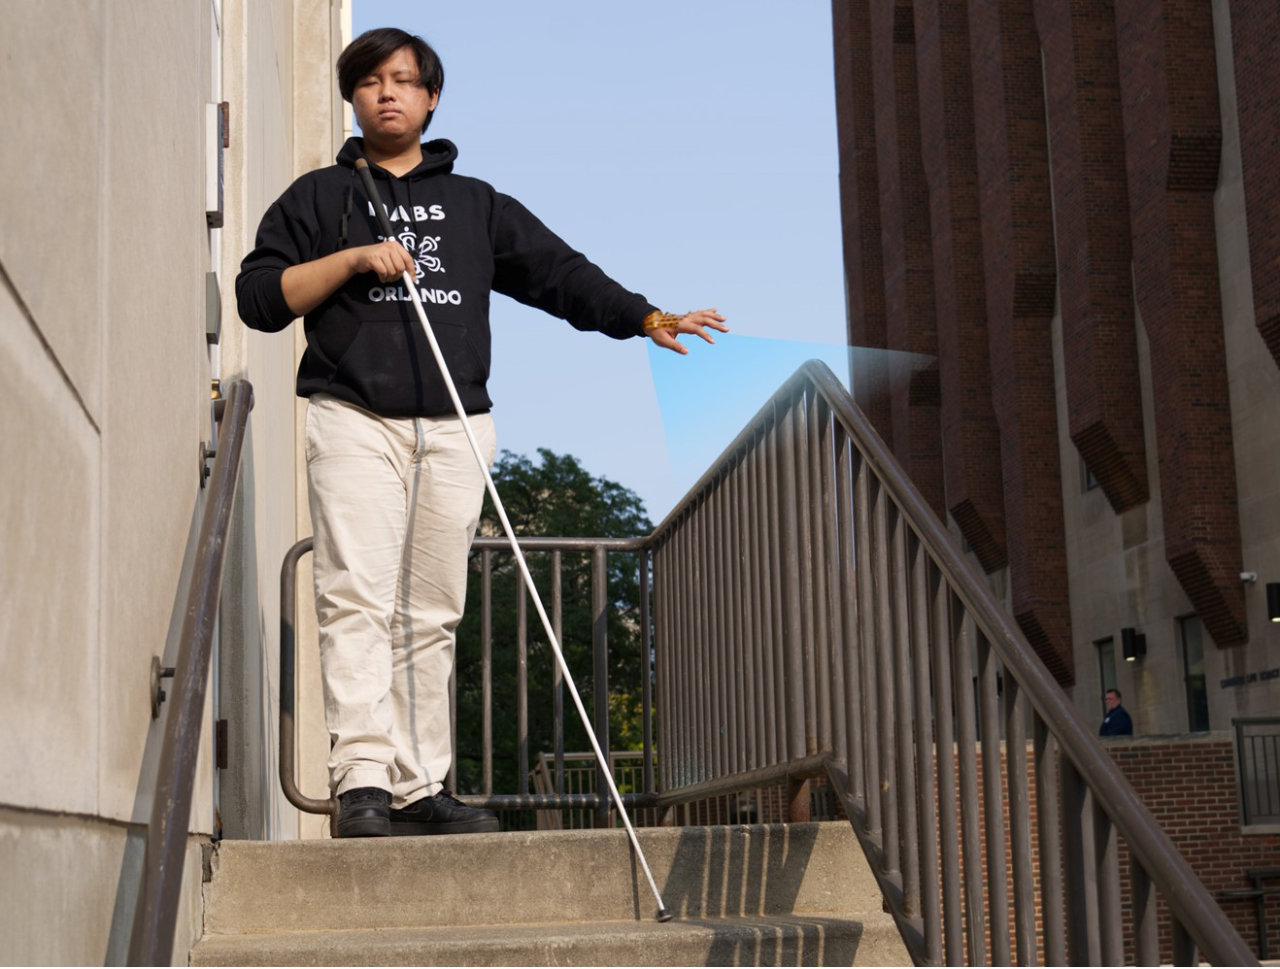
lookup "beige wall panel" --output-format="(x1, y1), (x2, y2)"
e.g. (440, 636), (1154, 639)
(97, 1), (215, 827)
(0, 811), (203, 966)
(217, 0), (305, 839)
(234, 0), (295, 225)
(293, 0), (347, 838)
(295, 0), (345, 172)
(0, 284), (100, 815)
(0, 0), (105, 420)
(216, 0), (351, 840)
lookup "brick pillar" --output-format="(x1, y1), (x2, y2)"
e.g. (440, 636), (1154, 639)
(1228, 0), (1280, 369)
(1116, 0), (1246, 647)
(970, 0), (1074, 682)
(833, 0), (894, 443)
(1034, 0), (1149, 513)
(913, 0), (1007, 572)
(871, 0), (946, 517)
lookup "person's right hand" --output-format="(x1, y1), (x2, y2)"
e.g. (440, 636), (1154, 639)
(282, 239), (419, 316)
(351, 240), (417, 282)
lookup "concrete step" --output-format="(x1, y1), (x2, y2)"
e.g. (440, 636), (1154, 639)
(192, 821), (909, 966)
(190, 914), (908, 966)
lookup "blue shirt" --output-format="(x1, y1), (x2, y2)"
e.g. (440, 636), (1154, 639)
(1099, 704), (1133, 736)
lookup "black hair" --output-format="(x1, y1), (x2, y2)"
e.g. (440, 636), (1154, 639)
(337, 28), (444, 133)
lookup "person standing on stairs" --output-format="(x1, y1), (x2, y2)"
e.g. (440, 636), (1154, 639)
(236, 27), (726, 837)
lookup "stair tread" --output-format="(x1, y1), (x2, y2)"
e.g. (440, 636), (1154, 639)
(191, 912), (907, 967)
(203, 822), (887, 933)
(195, 822), (912, 965)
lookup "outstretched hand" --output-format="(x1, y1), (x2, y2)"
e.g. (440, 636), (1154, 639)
(647, 308), (729, 355)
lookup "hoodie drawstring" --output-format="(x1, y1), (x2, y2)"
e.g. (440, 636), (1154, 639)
(337, 182), (354, 249)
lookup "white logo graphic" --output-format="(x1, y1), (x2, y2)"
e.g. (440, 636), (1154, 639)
(382, 229), (446, 279)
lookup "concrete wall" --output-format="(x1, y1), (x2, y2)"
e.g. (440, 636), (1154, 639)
(0, 0), (342, 961)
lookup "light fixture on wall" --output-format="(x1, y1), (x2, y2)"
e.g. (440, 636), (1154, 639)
(1121, 626), (1146, 662)
(1267, 582), (1280, 623)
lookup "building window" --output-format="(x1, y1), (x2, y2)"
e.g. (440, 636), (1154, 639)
(1096, 637), (1117, 701)
(1082, 461), (1100, 492)
(1179, 615), (1210, 733)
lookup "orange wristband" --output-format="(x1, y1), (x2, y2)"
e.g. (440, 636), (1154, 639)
(642, 311), (684, 334)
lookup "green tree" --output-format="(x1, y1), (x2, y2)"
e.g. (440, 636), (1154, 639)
(452, 449), (652, 798)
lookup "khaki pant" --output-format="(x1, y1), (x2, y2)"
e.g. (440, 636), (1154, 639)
(305, 394), (496, 806)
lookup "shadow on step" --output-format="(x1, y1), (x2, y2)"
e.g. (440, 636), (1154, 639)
(691, 914), (865, 966)
(656, 823), (821, 918)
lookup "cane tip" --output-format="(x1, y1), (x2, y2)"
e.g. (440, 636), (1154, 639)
(656, 908), (673, 923)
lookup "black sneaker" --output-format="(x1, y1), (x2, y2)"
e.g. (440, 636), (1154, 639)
(389, 790), (500, 835)
(336, 787), (391, 838)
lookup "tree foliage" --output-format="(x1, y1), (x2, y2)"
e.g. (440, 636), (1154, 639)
(453, 449), (652, 796)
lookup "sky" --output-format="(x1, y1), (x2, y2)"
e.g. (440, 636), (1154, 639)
(352, 0), (851, 523)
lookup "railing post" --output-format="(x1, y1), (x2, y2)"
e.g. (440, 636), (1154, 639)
(640, 550), (654, 796)
(553, 551), (564, 797)
(592, 546), (611, 827)
(778, 402), (807, 764)
(517, 571), (528, 796)
(1131, 856), (1160, 965)
(1062, 756), (1100, 965)
(1173, 920), (1199, 966)
(481, 549), (493, 795)
(787, 777), (811, 823)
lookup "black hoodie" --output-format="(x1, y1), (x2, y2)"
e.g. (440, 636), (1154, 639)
(236, 137), (658, 417)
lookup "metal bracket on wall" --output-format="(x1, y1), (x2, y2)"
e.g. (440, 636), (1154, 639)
(200, 441), (216, 488)
(150, 656), (175, 719)
(206, 271), (222, 345)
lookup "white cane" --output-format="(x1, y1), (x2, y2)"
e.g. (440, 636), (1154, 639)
(355, 159), (672, 922)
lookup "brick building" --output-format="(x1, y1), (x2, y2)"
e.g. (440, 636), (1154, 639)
(830, 0), (1280, 950)
(831, 0), (1279, 738)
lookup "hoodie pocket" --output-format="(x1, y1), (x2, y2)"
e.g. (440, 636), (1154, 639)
(427, 317), (489, 388)
(328, 316), (490, 411)
(327, 319), (412, 405)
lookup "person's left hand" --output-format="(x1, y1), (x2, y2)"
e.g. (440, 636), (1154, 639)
(647, 308), (729, 355)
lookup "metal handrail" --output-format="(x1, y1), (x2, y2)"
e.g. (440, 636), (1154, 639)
(278, 537), (335, 825)
(127, 379), (253, 967)
(277, 534), (655, 827)
(647, 360), (1256, 966)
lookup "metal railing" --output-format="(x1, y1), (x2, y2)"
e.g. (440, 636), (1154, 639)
(279, 536), (660, 829)
(529, 751), (660, 829)
(647, 361), (1256, 966)
(127, 380), (253, 966)
(272, 360), (1257, 964)
(1234, 717), (1280, 826)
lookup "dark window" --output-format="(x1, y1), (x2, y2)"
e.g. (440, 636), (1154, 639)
(1179, 615), (1210, 733)
(1096, 637), (1117, 721)
(1082, 461), (1100, 492)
